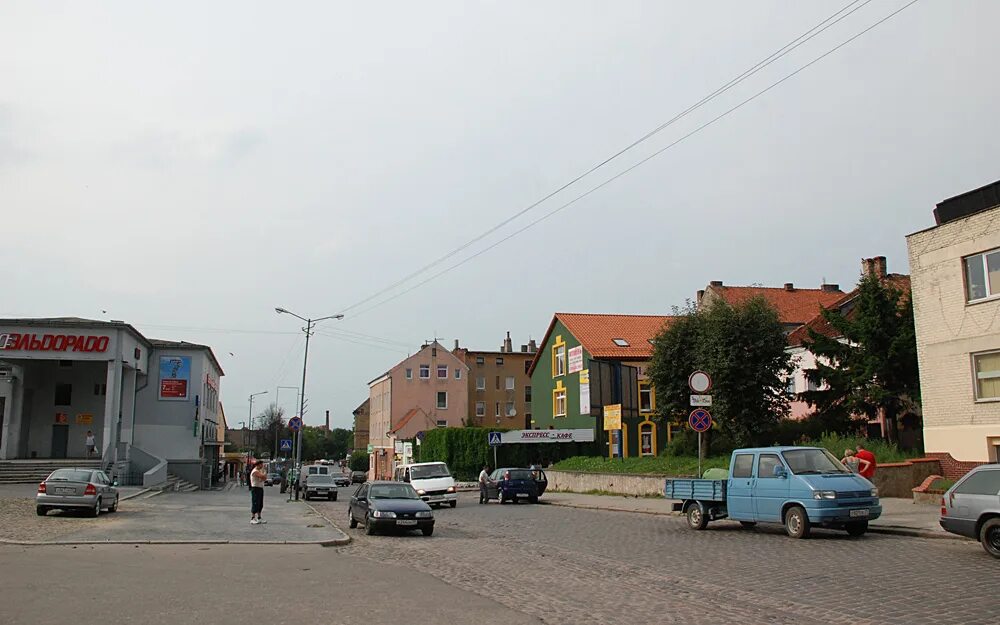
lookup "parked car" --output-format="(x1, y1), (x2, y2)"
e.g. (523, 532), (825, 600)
(351, 471), (367, 484)
(302, 474), (338, 501)
(529, 465), (549, 497)
(348, 481), (434, 536)
(394, 462), (457, 508)
(486, 468), (540, 504)
(333, 473), (352, 488)
(939, 463), (1000, 558)
(265, 472), (282, 487)
(666, 446), (881, 538)
(37, 468), (119, 517)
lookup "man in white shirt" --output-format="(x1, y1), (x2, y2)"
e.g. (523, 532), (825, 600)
(478, 465), (491, 505)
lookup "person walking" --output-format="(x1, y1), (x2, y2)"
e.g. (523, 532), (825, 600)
(855, 443), (877, 480)
(84, 430), (96, 459)
(249, 461), (267, 524)
(478, 465), (491, 504)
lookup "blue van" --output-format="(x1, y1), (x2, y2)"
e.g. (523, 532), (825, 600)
(665, 446), (882, 538)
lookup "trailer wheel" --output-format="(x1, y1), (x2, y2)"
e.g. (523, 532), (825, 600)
(686, 502), (708, 530)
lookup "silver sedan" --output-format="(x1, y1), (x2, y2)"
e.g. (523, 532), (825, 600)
(36, 468), (119, 517)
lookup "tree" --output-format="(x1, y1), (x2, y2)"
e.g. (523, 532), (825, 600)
(649, 297), (793, 450)
(349, 452), (369, 472)
(256, 403), (286, 457)
(300, 426), (354, 461)
(800, 273), (919, 443)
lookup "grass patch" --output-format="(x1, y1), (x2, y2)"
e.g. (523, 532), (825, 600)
(810, 433), (920, 464)
(552, 455), (729, 476)
(931, 478), (955, 491)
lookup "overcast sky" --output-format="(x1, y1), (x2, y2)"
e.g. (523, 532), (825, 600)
(3, 1), (998, 429)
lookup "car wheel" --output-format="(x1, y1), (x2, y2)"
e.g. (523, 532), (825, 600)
(422, 526), (434, 537)
(739, 521), (757, 528)
(364, 514), (375, 536)
(36, 506), (48, 516)
(784, 506), (810, 539)
(348, 510), (358, 529)
(449, 500), (456, 508)
(332, 493), (338, 502)
(108, 497), (119, 513)
(686, 502), (708, 530)
(845, 521), (868, 537)
(499, 490), (507, 505)
(980, 518), (1000, 559)
(91, 498), (101, 518)
(529, 496), (538, 504)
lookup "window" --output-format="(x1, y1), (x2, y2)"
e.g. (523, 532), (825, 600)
(640, 424), (654, 457)
(476, 356), (485, 366)
(954, 469), (1000, 495)
(436, 391), (448, 409)
(964, 249), (1000, 302)
(732, 454), (754, 478)
(505, 401), (515, 417)
(431, 347), (437, 357)
(405, 368), (413, 380)
(807, 377), (819, 392)
(54, 383), (72, 406)
(437, 365), (448, 379)
(475, 402), (486, 417)
(786, 375), (796, 394)
(525, 385), (532, 403)
(638, 381), (654, 413)
(476, 376), (486, 391)
(553, 344), (566, 377)
(436, 419), (447, 427)
(496, 357), (504, 366)
(757, 454), (783, 478)
(496, 376), (500, 390)
(455, 368), (462, 380)
(419, 365), (430, 379)
(524, 360), (532, 374)
(554, 387), (567, 417)
(505, 376), (515, 390)
(495, 401), (501, 417)
(973, 351), (1000, 400)
(613, 338), (630, 347)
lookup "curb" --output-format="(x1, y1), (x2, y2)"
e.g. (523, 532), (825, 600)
(0, 538), (349, 546)
(540, 500), (671, 517)
(302, 501), (352, 547)
(119, 489), (151, 502)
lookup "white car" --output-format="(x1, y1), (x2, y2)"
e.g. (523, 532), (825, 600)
(394, 462), (457, 508)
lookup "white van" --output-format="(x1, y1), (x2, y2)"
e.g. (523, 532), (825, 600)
(394, 462), (457, 508)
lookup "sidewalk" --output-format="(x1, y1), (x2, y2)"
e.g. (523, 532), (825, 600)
(540, 492), (956, 539)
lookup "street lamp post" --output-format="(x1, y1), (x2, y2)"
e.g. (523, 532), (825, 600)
(275, 385), (299, 460)
(275, 307), (343, 501)
(248, 390), (268, 456)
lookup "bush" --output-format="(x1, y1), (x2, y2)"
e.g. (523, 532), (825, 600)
(349, 452), (369, 472)
(808, 432), (918, 464)
(553, 455), (729, 476)
(664, 428), (736, 458)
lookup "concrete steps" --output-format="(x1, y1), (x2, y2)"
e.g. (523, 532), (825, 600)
(0, 460), (103, 484)
(156, 472), (199, 493)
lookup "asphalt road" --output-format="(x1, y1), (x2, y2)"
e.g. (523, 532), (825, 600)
(312, 491), (999, 625)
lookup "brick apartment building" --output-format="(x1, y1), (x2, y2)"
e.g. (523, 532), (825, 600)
(453, 333), (536, 429)
(352, 398), (369, 453)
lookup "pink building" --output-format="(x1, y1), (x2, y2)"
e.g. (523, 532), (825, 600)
(367, 341), (469, 479)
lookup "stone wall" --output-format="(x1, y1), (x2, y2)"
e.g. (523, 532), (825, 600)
(871, 458), (941, 498)
(546, 470), (667, 497)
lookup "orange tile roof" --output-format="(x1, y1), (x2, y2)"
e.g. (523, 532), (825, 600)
(555, 313), (678, 359)
(390, 408), (425, 435)
(787, 274), (910, 346)
(707, 285), (845, 326)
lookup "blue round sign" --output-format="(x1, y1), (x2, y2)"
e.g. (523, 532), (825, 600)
(288, 416), (303, 432)
(688, 409), (712, 433)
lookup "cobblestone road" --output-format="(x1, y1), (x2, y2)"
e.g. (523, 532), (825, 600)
(313, 492), (998, 625)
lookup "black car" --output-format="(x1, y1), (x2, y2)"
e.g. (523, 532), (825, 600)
(348, 481), (434, 536)
(486, 468), (540, 504)
(351, 471), (367, 484)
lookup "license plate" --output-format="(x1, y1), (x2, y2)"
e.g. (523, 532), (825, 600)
(849, 509), (869, 518)
(55, 487), (74, 494)
(396, 519), (418, 526)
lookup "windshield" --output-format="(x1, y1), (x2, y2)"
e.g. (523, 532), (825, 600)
(506, 470), (534, 480)
(410, 463), (451, 480)
(370, 484), (419, 500)
(782, 449), (850, 475)
(309, 475), (333, 484)
(48, 469), (94, 482)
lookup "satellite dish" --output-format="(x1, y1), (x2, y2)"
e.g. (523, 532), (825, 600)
(508, 407), (517, 417)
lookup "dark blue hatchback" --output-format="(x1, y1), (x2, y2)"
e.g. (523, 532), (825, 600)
(487, 468), (540, 504)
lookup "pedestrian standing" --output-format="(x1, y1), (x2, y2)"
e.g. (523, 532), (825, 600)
(855, 443), (877, 480)
(841, 449), (861, 473)
(250, 461), (267, 524)
(84, 430), (96, 458)
(478, 465), (491, 504)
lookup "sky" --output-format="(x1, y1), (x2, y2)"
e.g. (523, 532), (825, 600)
(3, 1), (999, 430)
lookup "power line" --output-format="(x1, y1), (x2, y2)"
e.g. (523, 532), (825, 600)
(347, 0), (921, 319)
(337, 0), (873, 315)
(313, 331), (410, 353)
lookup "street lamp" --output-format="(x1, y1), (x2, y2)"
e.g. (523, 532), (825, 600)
(275, 385), (299, 460)
(248, 390), (268, 455)
(275, 307), (343, 499)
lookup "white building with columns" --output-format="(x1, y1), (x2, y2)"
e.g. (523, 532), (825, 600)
(0, 318), (223, 486)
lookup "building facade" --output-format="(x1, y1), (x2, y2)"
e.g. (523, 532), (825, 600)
(352, 398), (370, 453)
(453, 333), (536, 429)
(530, 313), (676, 458)
(0, 318), (224, 486)
(907, 180), (1000, 463)
(698, 281), (845, 334)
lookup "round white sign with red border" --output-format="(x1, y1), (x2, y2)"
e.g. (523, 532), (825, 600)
(688, 370), (712, 393)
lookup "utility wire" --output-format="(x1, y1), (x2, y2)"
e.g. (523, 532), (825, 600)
(337, 0), (872, 315)
(347, 0), (920, 319)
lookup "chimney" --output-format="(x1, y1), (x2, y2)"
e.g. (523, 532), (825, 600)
(696, 289), (705, 305)
(325, 410), (329, 430)
(783, 282), (794, 291)
(709, 280), (723, 287)
(528, 339), (537, 353)
(862, 256), (887, 279)
(504, 331), (513, 354)
(454, 339), (460, 350)
(820, 283), (840, 292)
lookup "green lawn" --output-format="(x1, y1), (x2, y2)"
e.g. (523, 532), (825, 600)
(553, 455), (730, 476)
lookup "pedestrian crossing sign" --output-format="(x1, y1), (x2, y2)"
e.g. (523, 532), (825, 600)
(488, 431), (502, 447)
(280, 439), (292, 452)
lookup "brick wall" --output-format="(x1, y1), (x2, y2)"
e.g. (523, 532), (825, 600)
(923, 452), (986, 481)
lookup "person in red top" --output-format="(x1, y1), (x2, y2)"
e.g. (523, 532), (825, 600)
(855, 443), (877, 479)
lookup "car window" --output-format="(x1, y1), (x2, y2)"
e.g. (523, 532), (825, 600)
(732, 454), (754, 478)
(410, 463), (451, 479)
(955, 470), (1000, 496)
(370, 484), (419, 499)
(48, 469), (94, 482)
(310, 475), (334, 484)
(508, 470), (533, 480)
(355, 485), (368, 499)
(782, 449), (850, 475)
(757, 454), (783, 478)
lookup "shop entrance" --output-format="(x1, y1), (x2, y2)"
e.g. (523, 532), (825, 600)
(51, 424), (68, 458)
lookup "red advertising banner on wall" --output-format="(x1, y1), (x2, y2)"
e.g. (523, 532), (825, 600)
(0, 333), (109, 353)
(160, 379), (188, 398)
